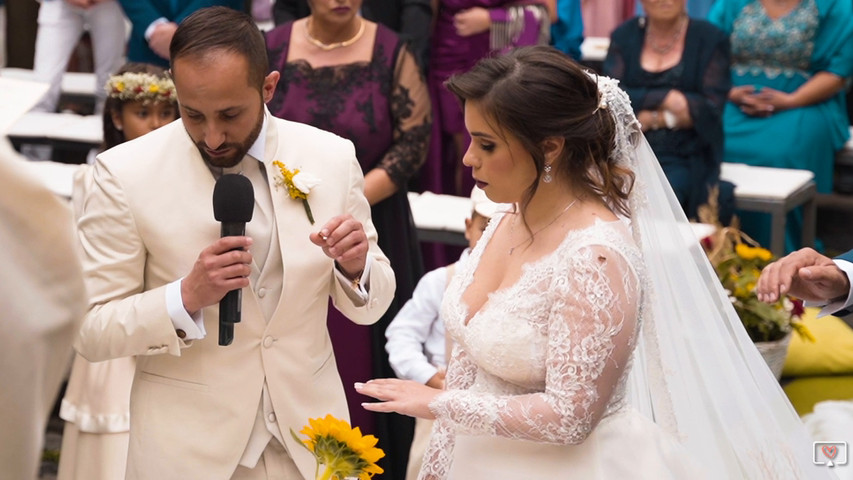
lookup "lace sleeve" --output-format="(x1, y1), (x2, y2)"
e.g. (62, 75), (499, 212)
(428, 244), (641, 445)
(376, 43), (431, 188)
(417, 343), (478, 480)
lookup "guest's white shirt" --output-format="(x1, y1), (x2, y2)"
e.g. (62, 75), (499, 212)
(816, 259), (853, 317)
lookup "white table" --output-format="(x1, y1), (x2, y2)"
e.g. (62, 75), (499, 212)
(720, 163), (816, 257)
(580, 37), (610, 63)
(0, 68), (97, 103)
(15, 160), (81, 199)
(407, 192), (473, 246)
(7, 112), (102, 163)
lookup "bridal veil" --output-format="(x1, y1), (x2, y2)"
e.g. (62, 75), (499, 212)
(596, 74), (838, 479)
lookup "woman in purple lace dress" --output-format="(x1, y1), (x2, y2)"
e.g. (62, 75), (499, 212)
(422, 0), (552, 268)
(265, 3), (430, 477)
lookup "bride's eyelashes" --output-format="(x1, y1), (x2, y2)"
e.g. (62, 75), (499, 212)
(479, 142), (496, 152)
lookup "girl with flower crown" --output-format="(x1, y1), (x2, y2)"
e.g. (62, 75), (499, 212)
(57, 63), (178, 480)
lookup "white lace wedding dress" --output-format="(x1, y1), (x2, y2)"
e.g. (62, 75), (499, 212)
(414, 72), (834, 480)
(418, 214), (701, 480)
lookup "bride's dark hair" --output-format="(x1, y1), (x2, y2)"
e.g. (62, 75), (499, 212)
(444, 46), (634, 217)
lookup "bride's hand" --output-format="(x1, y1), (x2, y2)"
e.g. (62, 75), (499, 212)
(355, 379), (441, 419)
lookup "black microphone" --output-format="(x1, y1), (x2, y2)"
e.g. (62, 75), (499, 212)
(212, 174), (254, 346)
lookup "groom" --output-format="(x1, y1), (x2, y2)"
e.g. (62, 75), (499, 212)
(74, 7), (395, 479)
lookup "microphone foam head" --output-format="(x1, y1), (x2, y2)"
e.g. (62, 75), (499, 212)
(213, 174), (254, 222)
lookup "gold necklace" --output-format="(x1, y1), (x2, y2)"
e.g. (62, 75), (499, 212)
(646, 15), (687, 55)
(508, 199), (578, 255)
(304, 17), (365, 51)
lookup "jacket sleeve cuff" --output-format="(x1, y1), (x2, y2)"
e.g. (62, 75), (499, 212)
(145, 17), (169, 41)
(166, 278), (205, 340)
(334, 255), (373, 303)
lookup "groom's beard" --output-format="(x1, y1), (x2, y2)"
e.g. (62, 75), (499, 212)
(194, 108), (264, 169)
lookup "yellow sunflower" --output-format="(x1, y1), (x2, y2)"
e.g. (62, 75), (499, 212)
(291, 414), (385, 480)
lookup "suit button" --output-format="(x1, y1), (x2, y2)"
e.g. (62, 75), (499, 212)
(176, 329), (186, 339)
(263, 336), (274, 348)
(268, 412), (276, 423)
(258, 287), (266, 298)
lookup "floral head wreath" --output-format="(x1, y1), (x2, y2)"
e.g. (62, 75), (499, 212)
(105, 72), (176, 104)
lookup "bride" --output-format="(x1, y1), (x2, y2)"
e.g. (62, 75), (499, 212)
(356, 46), (833, 479)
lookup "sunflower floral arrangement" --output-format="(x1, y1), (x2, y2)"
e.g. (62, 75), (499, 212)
(699, 189), (812, 343)
(272, 161), (321, 224)
(291, 414), (385, 480)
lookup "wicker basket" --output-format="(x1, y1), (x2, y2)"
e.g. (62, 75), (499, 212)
(755, 333), (793, 380)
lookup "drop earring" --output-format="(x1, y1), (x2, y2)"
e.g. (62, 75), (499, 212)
(543, 163), (553, 183)
(115, 124), (123, 131)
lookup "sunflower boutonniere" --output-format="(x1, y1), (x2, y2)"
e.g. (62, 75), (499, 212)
(272, 161), (321, 224)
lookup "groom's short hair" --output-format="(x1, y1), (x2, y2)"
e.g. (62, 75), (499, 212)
(170, 6), (269, 92)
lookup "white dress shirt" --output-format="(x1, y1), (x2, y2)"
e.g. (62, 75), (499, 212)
(815, 259), (853, 318)
(385, 250), (470, 384)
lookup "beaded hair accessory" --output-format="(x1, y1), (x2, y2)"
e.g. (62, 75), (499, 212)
(592, 94), (608, 115)
(105, 72), (176, 104)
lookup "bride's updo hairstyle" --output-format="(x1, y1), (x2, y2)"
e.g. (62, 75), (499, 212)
(445, 46), (634, 217)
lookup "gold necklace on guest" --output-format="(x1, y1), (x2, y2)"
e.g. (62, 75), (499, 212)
(304, 17), (365, 51)
(508, 199), (578, 255)
(645, 14), (687, 55)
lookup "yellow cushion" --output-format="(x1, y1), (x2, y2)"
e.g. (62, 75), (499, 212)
(782, 307), (853, 377)
(782, 376), (853, 415)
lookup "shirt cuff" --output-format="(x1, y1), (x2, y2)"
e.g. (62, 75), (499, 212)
(410, 364), (440, 385)
(145, 17), (169, 42)
(334, 256), (372, 302)
(166, 278), (206, 340)
(811, 259), (853, 317)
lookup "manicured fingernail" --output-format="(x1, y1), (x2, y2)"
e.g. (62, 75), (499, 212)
(354, 382), (364, 389)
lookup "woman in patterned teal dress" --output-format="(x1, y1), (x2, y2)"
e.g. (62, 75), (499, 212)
(709, 0), (853, 252)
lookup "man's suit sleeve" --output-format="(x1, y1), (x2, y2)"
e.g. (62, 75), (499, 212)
(174, 0), (246, 23)
(117, 0), (167, 33)
(827, 250), (853, 319)
(74, 159), (187, 362)
(328, 146), (396, 324)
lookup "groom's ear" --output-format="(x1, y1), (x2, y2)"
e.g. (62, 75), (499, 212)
(541, 137), (565, 162)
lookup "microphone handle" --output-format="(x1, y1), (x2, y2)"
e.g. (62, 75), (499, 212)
(219, 221), (246, 346)
(221, 222), (246, 238)
(219, 320), (234, 346)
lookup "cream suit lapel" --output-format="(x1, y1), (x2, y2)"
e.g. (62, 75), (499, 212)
(262, 116), (332, 324)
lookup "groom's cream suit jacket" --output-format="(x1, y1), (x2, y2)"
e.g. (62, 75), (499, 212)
(74, 113), (395, 479)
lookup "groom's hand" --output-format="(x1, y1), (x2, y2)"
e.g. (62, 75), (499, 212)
(181, 236), (253, 315)
(310, 214), (368, 280)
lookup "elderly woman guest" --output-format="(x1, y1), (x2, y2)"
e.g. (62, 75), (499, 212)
(709, 0), (853, 251)
(265, 3), (431, 477)
(603, 0), (733, 222)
